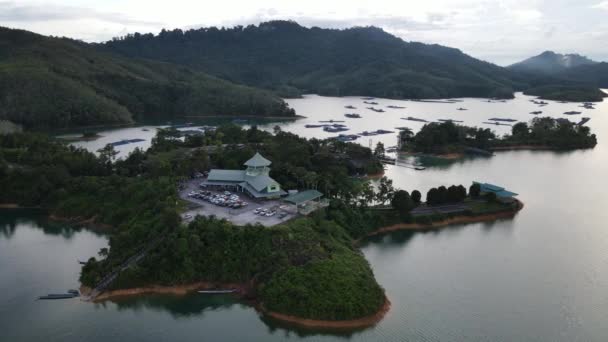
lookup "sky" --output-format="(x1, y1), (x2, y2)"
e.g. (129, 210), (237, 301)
(1, 0), (607, 65)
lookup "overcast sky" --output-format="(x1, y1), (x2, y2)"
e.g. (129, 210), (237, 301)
(1, 0), (607, 65)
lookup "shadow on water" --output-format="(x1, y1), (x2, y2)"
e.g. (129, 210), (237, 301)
(0, 209), (106, 239)
(360, 215), (517, 251)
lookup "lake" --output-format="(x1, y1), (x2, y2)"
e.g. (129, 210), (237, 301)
(2, 93), (608, 341)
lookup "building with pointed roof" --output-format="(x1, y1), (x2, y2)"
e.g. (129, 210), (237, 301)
(203, 153), (286, 199)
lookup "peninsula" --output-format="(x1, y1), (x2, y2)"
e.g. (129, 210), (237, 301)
(0, 125), (524, 328)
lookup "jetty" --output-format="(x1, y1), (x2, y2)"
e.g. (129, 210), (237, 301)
(378, 156), (426, 170)
(578, 117), (591, 126)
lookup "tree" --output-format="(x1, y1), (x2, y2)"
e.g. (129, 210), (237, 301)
(98, 144), (118, 168)
(469, 183), (481, 198)
(373, 142), (385, 158)
(391, 190), (414, 212)
(485, 192), (497, 202)
(375, 176), (394, 205)
(511, 122), (529, 139)
(426, 187), (438, 205)
(411, 190), (422, 204)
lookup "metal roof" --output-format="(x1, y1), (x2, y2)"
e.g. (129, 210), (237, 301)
(207, 169), (245, 182)
(244, 174), (278, 192)
(283, 190), (324, 204)
(244, 152), (272, 167)
(474, 182), (518, 197)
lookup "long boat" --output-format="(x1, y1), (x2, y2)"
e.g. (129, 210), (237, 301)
(198, 289), (237, 294)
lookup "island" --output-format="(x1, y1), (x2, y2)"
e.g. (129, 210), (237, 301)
(399, 117), (597, 159)
(523, 85), (607, 102)
(0, 125), (523, 328)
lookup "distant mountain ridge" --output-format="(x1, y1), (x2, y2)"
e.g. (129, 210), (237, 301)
(0, 26), (294, 129)
(100, 20), (521, 99)
(509, 51), (598, 74)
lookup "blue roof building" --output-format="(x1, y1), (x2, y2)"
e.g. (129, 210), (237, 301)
(204, 153), (286, 199)
(473, 182), (518, 202)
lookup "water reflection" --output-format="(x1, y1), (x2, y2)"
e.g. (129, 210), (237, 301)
(0, 209), (106, 239)
(103, 293), (239, 318)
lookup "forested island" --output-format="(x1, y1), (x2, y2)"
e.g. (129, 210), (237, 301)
(0, 124), (524, 327)
(399, 117), (597, 157)
(0, 27), (295, 129)
(523, 85), (607, 102)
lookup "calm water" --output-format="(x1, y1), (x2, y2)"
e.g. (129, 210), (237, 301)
(3, 93), (608, 341)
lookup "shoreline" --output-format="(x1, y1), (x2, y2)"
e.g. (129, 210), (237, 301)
(261, 296), (391, 329)
(85, 281), (391, 329)
(362, 200), (524, 239)
(86, 281), (248, 302)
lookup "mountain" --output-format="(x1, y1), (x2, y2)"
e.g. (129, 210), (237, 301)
(100, 20), (522, 99)
(0, 27), (295, 129)
(557, 62), (608, 88)
(509, 51), (598, 74)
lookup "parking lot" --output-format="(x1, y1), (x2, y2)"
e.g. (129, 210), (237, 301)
(178, 179), (298, 227)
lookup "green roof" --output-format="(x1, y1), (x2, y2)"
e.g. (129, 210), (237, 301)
(244, 175), (278, 191)
(283, 190), (323, 204)
(207, 169), (245, 182)
(244, 152), (271, 167)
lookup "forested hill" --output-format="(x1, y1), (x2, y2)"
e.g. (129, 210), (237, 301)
(100, 20), (521, 99)
(0, 27), (295, 129)
(509, 51), (598, 74)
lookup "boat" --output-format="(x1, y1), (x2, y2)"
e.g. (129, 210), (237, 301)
(438, 119), (464, 123)
(305, 124), (325, 128)
(344, 105), (357, 109)
(359, 129), (394, 136)
(530, 111), (542, 115)
(564, 111), (582, 115)
(38, 290), (79, 300)
(361, 97), (375, 100)
(198, 289), (237, 294)
(402, 117), (428, 123)
(324, 126), (349, 133)
(488, 118), (518, 122)
(344, 113), (362, 118)
(335, 134), (360, 142)
(141, 128), (149, 131)
(108, 138), (146, 147)
(367, 107), (385, 113)
(319, 120), (345, 123)
(386, 105), (405, 109)
(457, 108), (467, 111)
(363, 101), (379, 105)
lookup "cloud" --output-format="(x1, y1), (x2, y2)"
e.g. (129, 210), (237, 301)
(0, 1), (164, 26)
(591, 1), (608, 10)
